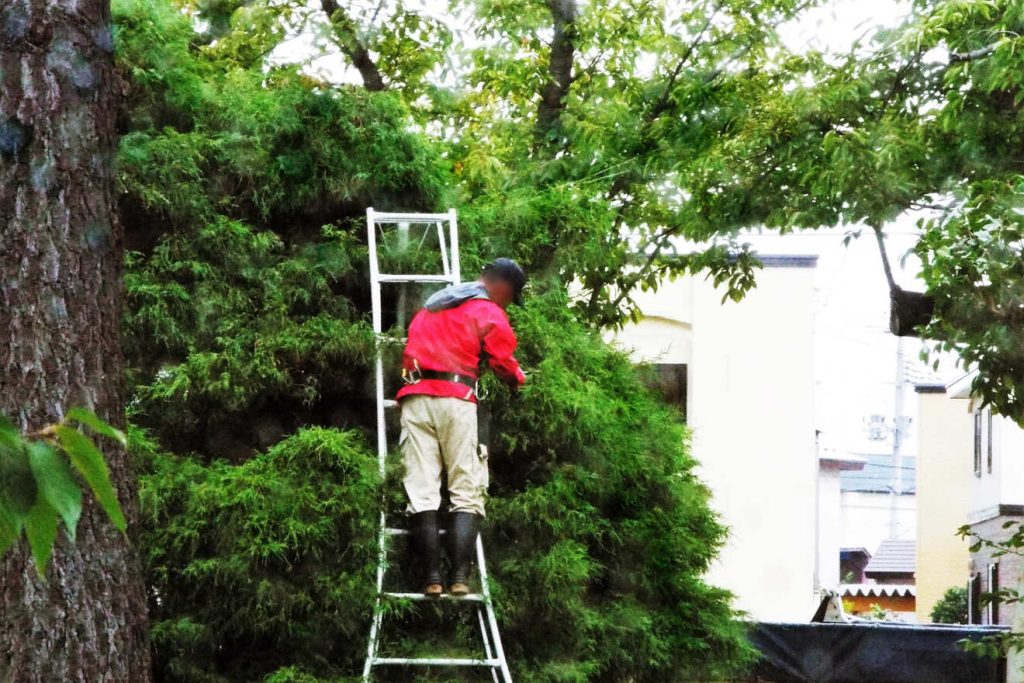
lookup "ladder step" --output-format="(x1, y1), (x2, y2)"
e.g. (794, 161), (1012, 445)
(371, 657), (501, 667)
(385, 527), (446, 536)
(382, 592), (484, 602)
(370, 211), (453, 222)
(376, 274), (455, 283)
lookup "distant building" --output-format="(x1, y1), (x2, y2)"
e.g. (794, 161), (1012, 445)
(610, 233), (940, 623)
(914, 383), (972, 622)
(916, 374), (1024, 626)
(835, 539), (918, 619)
(841, 584), (916, 618)
(840, 547), (871, 583)
(864, 539), (916, 585)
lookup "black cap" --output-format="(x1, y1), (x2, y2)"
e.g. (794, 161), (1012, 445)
(482, 257), (527, 304)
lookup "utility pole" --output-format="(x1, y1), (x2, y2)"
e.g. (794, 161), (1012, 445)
(889, 336), (906, 538)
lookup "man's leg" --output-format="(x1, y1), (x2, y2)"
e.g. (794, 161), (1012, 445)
(400, 396), (445, 596)
(436, 397), (486, 595)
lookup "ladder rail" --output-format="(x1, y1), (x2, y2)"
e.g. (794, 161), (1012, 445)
(477, 534), (513, 683)
(477, 605), (501, 683)
(436, 221), (451, 279)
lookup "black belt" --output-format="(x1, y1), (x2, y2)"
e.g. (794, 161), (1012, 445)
(418, 369), (476, 391)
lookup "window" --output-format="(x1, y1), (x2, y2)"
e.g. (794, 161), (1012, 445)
(973, 410), (983, 477)
(968, 573), (982, 625)
(987, 411), (994, 474)
(643, 364), (687, 416)
(988, 563), (999, 625)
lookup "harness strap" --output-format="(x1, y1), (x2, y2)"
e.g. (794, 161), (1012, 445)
(417, 369), (477, 391)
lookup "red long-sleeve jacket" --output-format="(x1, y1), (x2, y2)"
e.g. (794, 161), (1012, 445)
(396, 298), (526, 403)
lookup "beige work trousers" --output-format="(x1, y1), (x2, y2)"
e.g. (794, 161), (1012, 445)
(400, 395), (488, 516)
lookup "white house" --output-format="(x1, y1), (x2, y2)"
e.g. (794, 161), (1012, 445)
(608, 229), (945, 622)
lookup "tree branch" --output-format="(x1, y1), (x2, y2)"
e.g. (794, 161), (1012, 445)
(535, 0), (578, 144)
(950, 44), (996, 63)
(649, 9), (718, 119)
(320, 0), (387, 91)
(873, 225), (897, 292)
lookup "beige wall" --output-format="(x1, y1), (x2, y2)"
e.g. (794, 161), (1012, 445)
(610, 316), (691, 365)
(610, 261), (818, 622)
(818, 467), (843, 588)
(971, 412), (1024, 518)
(839, 490), (916, 554)
(609, 276), (693, 365)
(916, 389), (972, 622)
(688, 264), (819, 622)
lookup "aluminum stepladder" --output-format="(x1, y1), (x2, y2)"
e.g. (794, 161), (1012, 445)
(363, 208), (513, 683)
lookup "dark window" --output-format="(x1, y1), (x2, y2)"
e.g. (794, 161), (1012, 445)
(988, 563), (999, 624)
(987, 411), (994, 474)
(969, 573), (982, 625)
(643, 364), (687, 416)
(973, 410), (983, 477)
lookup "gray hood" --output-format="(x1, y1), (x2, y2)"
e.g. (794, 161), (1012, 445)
(423, 282), (490, 312)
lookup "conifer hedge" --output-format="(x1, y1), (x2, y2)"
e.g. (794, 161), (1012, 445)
(116, 1), (754, 680)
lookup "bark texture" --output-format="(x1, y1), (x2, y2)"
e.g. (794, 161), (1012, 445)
(321, 0), (387, 91)
(0, 2), (152, 681)
(536, 0), (578, 143)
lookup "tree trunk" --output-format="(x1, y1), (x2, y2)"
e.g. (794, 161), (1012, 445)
(0, 2), (152, 681)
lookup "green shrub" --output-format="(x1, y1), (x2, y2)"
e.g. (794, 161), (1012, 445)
(136, 426), (380, 682)
(931, 586), (969, 625)
(116, 2), (754, 681)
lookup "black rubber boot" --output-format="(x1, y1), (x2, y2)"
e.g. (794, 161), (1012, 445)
(447, 511), (481, 596)
(410, 511), (443, 597)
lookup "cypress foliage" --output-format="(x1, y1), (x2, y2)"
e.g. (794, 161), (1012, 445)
(115, 1), (754, 680)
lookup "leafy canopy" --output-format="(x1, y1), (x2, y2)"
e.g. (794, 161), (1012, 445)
(708, 0), (1024, 421)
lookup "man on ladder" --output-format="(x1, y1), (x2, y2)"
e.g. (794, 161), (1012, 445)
(396, 257), (527, 597)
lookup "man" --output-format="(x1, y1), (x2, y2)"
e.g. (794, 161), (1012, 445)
(396, 258), (527, 597)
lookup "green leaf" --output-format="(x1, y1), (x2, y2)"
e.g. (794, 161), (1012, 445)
(27, 441), (82, 542)
(24, 498), (57, 577)
(56, 426), (127, 533)
(0, 501), (21, 557)
(0, 443), (37, 515)
(65, 408), (127, 446)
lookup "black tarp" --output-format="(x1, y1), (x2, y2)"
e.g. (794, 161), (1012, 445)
(748, 622), (1008, 683)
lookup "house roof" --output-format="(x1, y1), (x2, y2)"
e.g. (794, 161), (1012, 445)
(841, 583), (916, 598)
(946, 371), (978, 399)
(820, 455), (868, 472)
(839, 454), (916, 495)
(865, 539), (916, 575)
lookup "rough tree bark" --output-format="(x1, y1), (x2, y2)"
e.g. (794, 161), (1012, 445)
(0, 2), (152, 681)
(535, 0), (578, 144)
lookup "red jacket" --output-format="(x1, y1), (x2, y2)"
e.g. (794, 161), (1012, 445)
(396, 298), (526, 402)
